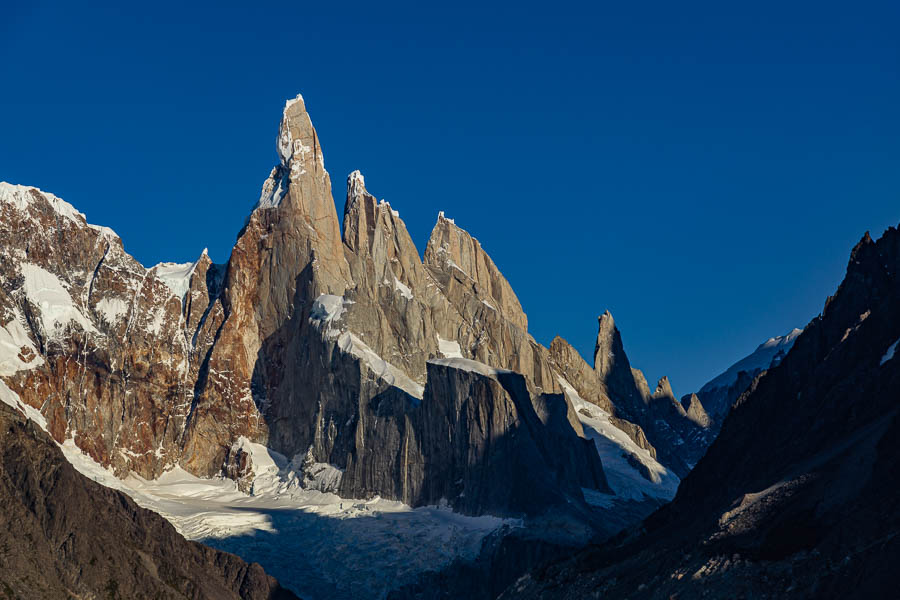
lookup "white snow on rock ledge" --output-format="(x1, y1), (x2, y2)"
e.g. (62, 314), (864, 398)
(20, 263), (97, 337)
(428, 357), (513, 378)
(0, 380), (49, 431)
(152, 250), (208, 301)
(436, 335), (463, 359)
(337, 331), (424, 399)
(310, 294), (349, 324)
(557, 376), (679, 503)
(0, 306), (44, 375)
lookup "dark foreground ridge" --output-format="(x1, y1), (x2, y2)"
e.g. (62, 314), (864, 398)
(503, 225), (900, 599)
(0, 402), (298, 600)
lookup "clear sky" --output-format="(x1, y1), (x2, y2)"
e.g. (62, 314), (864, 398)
(2, 1), (898, 394)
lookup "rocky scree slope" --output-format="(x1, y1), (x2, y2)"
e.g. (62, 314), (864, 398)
(0, 94), (705, 520)
(0, 400), (297, 600)
(501, 224), (900, 599)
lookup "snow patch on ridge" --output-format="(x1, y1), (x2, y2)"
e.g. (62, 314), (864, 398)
(436, 335), (463, 359)
(428, 357), (513, 378)
(393, 277), (413, 300)
(257, 167), (289, 210)
(284, 93), (304, 113)
(0, 307), (44, 375)
(558, 376), (679, 502)
(0, 182), (119, 240)
(0, 380), (49, 432)
(338, 331), (425, 399)
(94, 297), (130, 324)
(152, 254), (203, 301)
(19, 263), (97, 337)
(700, 328), (803, 393)
(310, 294), (352, 336)
(379, 199), (400, 218)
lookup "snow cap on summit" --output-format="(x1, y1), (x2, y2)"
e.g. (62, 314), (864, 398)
(283, 93), (305, 114)
(348, 170), (366, 191)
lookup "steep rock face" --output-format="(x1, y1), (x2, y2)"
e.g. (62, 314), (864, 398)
(0, 401), (297, 600)
(584, 312), (707, 476)
(502, 226), (900, 599)
(548, 335), (656, 458)
(416, 359), (609, 516)
(592, 312), (646, 419)
(248, 162), (616, 516)
(424, 213), (527, 332)
(0, 182), (219, 479)
(680, 393), (710, 428)
(0, 93), (688, 521)
(184, 94), (355, 475)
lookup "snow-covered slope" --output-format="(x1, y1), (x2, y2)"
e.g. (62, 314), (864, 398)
(56, 418), (515, 600)
(700, 328), (802, 395)
(557, 377), (679, 505)
(693, 328), (803, 426)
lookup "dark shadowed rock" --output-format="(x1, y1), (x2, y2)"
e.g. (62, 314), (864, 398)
(0, 402), (297, 600)
(501, 225), (900, 599)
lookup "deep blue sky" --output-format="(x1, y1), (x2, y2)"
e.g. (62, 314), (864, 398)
(2, 1), (898, 394)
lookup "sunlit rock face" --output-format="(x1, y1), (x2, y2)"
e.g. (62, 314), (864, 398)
(0, 94), (704, 517)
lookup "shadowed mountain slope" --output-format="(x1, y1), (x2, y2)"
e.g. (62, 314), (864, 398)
(502, 225), (900, 599)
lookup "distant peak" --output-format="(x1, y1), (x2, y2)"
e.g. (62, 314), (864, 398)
(437, 210), (455, 225)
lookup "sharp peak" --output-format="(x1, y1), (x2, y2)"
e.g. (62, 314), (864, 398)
(654, 375), (675, 398)
(436, 210), (457, 226)
(348, 169), (365, 186)
(597, 311), (616, 330)
(282, 93), (306, 116)
(347, 170), (368, 198)
(275, 92), (322, 171)
(431, 211), (481, 244)
(345, 171), (402, 220)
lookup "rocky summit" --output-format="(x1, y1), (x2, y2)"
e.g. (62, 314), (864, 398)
(0, 94), (777, 599)
(0, 95), (706, 519)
